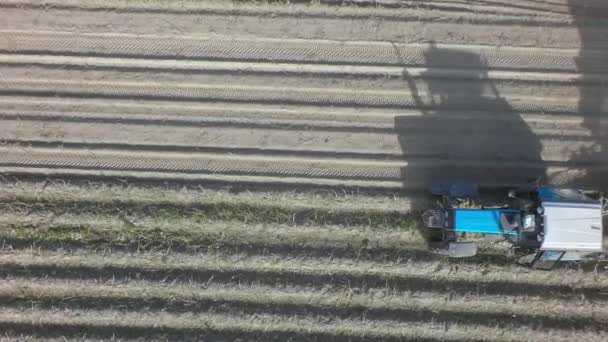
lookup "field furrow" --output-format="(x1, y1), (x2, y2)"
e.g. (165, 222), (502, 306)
(1, 97), (605, 137)
(1, 251), (606, 299)
(0, 119), (603, 162)
(1, 78), (592, 113)
(0, 167), (408, 191)
(0, 30), (594, 71)
(6, 54), (606, 82)
(0, 0), (580, 24)
(2, 306), (605, 342)
(0, 279), (606, 331)
(0, 4), (598, 48)
(1, 145), (605, 188)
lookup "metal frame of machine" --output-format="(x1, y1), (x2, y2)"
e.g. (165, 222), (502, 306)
(423, 184), (605, 269)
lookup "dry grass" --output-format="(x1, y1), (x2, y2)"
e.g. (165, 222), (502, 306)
(0, 179), (543, 265)
(2, 278), (606, 330)
(0, 179), (417, 229)
(0, 212), (427, 260)
(0, 178), (414, 212)
(1, 250), (606, 293)
(0, 181), (604, 340)
(0, 305), (605, 342)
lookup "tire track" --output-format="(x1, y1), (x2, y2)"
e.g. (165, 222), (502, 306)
(0, 6), (593, 48)
(1, 108), (605, 139)
(0, 0), (578, 26)
(0, 146), (605, 188)
(0, 96), (407, 128)
(0, 78), (588, 113)
(0, 166), (409, 192)
(0, 96), (604, 127)
(0, 30), (595, 72)
(2, 62), (600, 100)
(0, 146), (405, 180)
(1, 113), (603, 161)
(3, 137), (602, 166)
(5, 53), (606, 85)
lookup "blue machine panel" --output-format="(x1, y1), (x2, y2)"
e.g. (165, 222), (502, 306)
(453, 209), (518, 235)
(538, 186), (560, 201)
(538, 186), (594, 203)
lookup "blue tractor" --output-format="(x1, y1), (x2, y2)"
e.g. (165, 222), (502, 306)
(422, 184), (606, 269)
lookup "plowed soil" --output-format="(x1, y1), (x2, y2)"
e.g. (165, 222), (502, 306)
(0, 0), (607, 341)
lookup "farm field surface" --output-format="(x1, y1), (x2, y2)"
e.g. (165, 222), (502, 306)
(0, 0), (607, 340)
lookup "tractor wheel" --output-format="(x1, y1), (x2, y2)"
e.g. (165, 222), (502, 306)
(428, 228), (445, 242)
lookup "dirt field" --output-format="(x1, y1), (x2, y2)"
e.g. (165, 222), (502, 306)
(0, 0), (607, 340)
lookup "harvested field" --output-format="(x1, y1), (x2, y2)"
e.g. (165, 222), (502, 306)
(0, 0), (607, 340)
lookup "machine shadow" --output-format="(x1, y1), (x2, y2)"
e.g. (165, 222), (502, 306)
(567, 2), (608, 191)
(395, 43), (546, 197)
(567, 1), (608, 234)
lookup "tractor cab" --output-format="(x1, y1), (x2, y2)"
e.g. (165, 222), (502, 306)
(530, 187), (604, 268)
(423, 184), (605, 268)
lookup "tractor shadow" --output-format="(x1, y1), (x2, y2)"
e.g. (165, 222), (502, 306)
(566, 1), (608, 190)
(567, 1), (608, 241)
(399, 25), (608, 267)
(395, 43), (546, 193)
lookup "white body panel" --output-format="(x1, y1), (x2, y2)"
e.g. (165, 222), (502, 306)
(540, 201), (603, 252)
